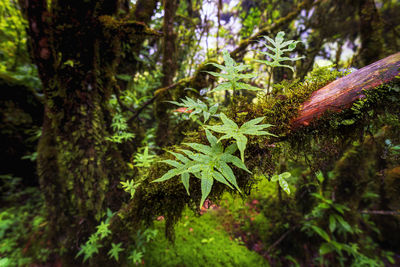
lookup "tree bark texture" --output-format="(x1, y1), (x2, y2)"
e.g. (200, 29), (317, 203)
(155, 0), (179, 147)
(357, 0), (384, 66)
(24, 0), (139, 262)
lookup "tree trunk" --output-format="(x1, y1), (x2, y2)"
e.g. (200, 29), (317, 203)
(155, 0), (179, 147)
(25, 0), (127, 263)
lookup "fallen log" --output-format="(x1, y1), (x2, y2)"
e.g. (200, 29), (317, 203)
(290, 52), (400, 129)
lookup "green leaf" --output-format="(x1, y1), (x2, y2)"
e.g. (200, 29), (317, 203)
(96, 221), (111, 239)
(319, 243), (334, 255)
(200, 170), (214, 208)
(206, 50), (258, 94)
(181, 172), (190, 195)
(254, 31), (304, 72)
(128, 250), (143, 264)
(271, 174), (279, 182)
(169, 96), (217, 123)
(311, 225), (331, 242)
(134, 146), (156, 167)
(329, 214), (336, 233)
(279, 176), (290, 195)
(156, 130), (249, 207)
(206, 113), (276, 161)
(334, 214), (353, 233)
(108, 243), (124, 261)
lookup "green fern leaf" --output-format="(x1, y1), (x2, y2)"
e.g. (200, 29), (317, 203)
(254, 31), (304, 72)
(108, 242), (124, 261)
(206, 113), (276, 161)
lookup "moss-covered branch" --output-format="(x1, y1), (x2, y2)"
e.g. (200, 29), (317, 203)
(109, 53), (400, 245)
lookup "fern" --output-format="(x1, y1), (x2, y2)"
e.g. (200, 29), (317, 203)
(76, 241), (102, 262)
(153, 130), (250, 207)
(106, 113), (135, 143)
(206, 113), (277, 162)
(134, 146), (156, 167)
(254, 31), (304, 72)
(206, 50), (261, 93)
(169, 96), (218, 123)
(108, 242), (124, 261)
(121, 179), (141, 199)
(128, 250), (143, 265)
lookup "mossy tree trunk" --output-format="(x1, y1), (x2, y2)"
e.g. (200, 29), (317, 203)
(357, 0), (384, 66)
(155, 0), (179, 147)
(22, 0), (155, 263)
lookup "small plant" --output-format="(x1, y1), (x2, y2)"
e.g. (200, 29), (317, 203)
(108, 242), (124, 261)
(76, 209), (115, 262)
(270, 172), (291, 195)
(154, 130), (250, 207)
(254, 31), (304, 72)
(106, 113), (135, 143)
(169, 96), (219, 123)
(206, 50), (261, 93)
(121, 179), (141, 199)
(206, 113), (276, 162)
(133, 146), (156, 167)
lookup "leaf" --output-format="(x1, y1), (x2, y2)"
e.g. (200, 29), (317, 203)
(206, 50), (258, 94)
(108, 243), (124, 261)
(329, 214), (337, 233)
(254, 31), (304, 72)
(128, 250), (143, 264)
(206, 113), (276, 161)
(334, 214), (353, 233)
(311, 225), (331, 242)
(181, 172), (190, 195)
(319, 243), (334, 255)
(156, 130), (248, 207)
(278, 176), (290, 195)
(200, 170), (214, 208)
(169, 96), (217, 123)
(96, 221), (111, 239)
(271, 174), (279, 182)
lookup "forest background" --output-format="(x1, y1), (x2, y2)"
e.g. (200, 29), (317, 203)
(1, 0), (400, 266)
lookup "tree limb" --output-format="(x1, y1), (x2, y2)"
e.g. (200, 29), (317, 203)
(290, 52), (400, 129)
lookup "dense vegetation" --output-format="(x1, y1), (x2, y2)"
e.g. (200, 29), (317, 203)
(1, 0), (400, 266)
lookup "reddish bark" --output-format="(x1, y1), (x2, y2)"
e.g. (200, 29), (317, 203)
(291, 52), (400, 129)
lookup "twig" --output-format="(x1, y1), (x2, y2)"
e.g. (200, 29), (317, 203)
(360, 210), (400, 215)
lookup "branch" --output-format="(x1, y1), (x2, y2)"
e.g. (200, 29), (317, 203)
(290, 52), (400, 129)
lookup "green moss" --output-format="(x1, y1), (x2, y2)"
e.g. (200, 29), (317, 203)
(143, 209), (268, 266)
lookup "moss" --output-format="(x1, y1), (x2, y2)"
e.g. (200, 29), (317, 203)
(143, 209), (269, 266)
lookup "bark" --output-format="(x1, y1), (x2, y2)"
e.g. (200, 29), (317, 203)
(23, 0), (155, 263)
(155, 0), (179, 147)
(357, 0), (384, 66)
(291, 52), (400, 129)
